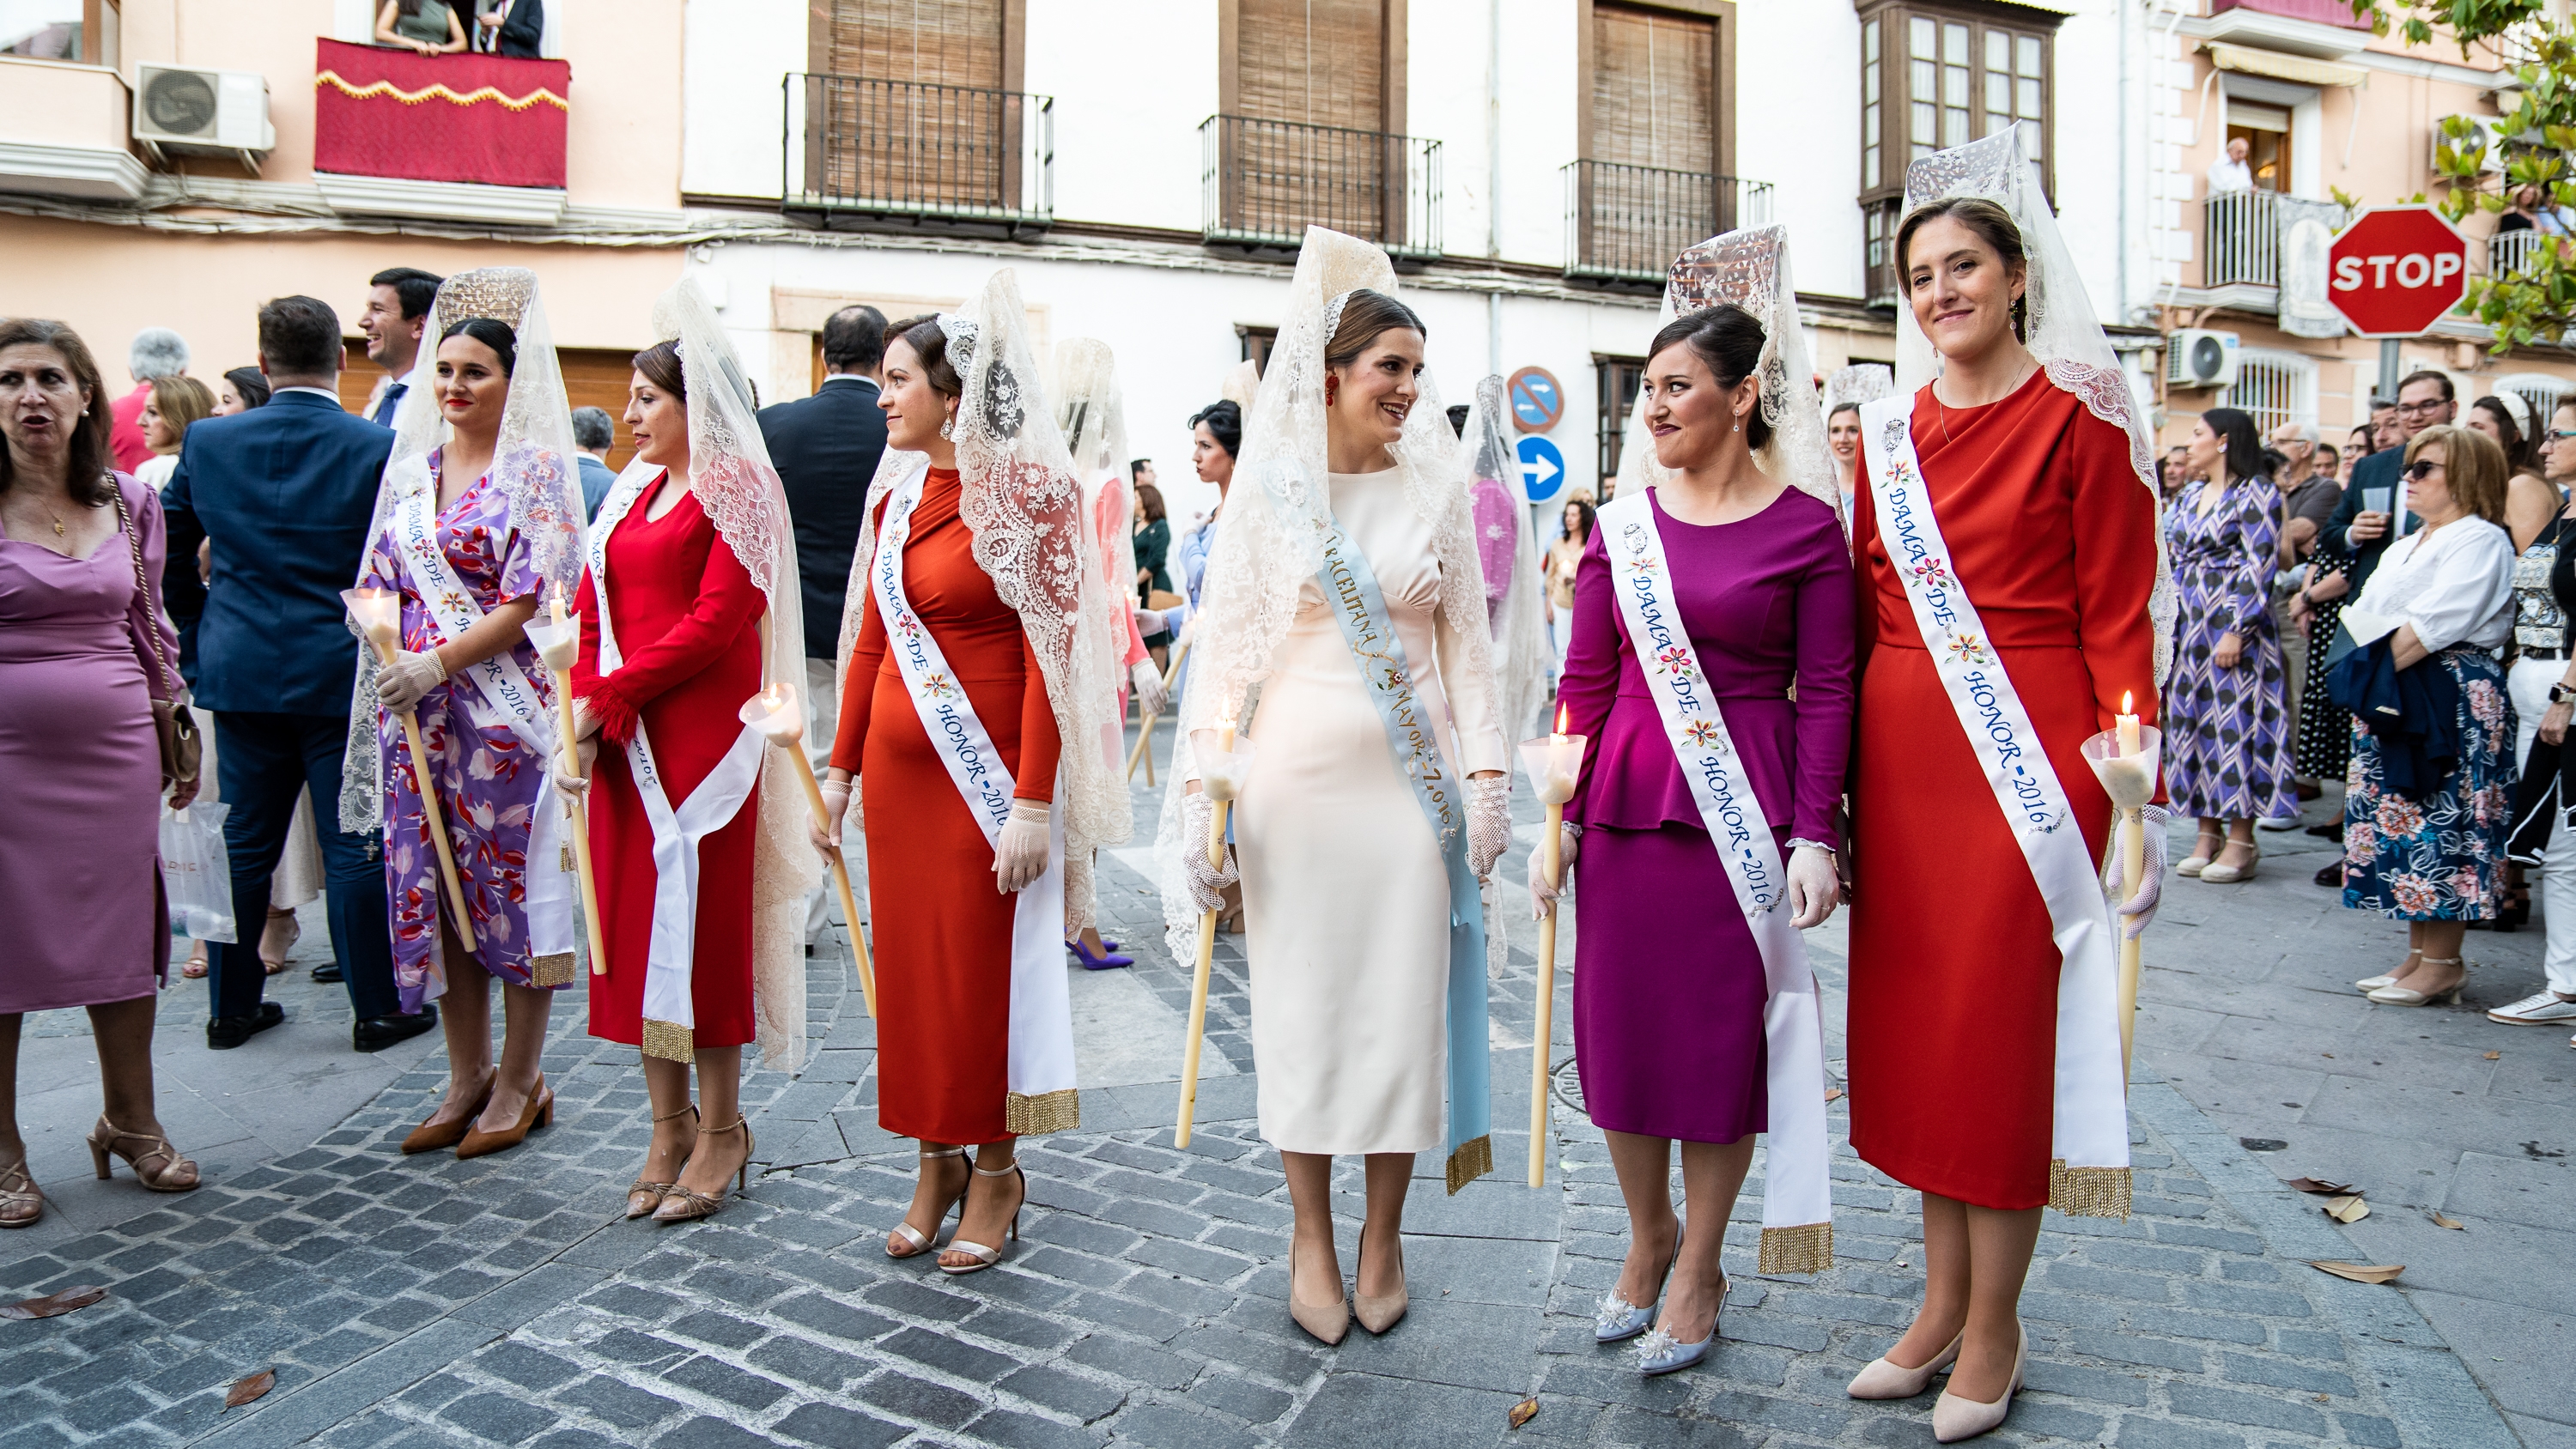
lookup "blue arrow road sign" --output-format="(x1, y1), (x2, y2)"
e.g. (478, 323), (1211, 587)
(1517, 435), (1566, 504)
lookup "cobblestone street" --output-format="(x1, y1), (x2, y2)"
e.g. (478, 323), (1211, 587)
(0, 738), (2556, 1448)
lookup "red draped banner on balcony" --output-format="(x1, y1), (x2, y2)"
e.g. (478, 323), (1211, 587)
(312, 39), (569, 190)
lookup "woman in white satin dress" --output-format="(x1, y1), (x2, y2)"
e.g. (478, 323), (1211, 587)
(1163, 237), (1510, 1347)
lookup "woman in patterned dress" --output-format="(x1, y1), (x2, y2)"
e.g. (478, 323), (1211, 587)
(356, 285), (583, 1161)
(2343, 426), (2519, 1007)
(2163, 408), (2294, 884)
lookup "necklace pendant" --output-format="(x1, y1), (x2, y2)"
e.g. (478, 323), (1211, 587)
(52, 518), (65, 537)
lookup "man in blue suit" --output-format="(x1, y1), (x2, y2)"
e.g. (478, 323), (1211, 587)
(163, 295), (434, 1053)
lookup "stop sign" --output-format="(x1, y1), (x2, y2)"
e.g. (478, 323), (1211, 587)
(2328, 205), (2470, 337)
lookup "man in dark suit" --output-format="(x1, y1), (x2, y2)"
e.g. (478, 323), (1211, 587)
(756, 304), (888, 945)
(163, 296), (433, 1053)
(2320, 370), (2452, 594)
(356, 267), (441, 427)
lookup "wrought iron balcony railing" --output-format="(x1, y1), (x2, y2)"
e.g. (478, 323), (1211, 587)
(1200, 115), (1441, 259)
(2205, 188), (2281, 290)
(784, 73), (1052, 233)
(1563, 161), (1774, 286)
(2490, 226), (2553, 281)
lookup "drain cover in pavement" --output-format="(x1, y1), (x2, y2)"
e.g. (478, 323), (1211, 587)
(2239, 1137), (2290, 1152)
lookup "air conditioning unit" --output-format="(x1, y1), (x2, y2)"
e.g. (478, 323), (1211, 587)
(132, 65), (275, 167)
(2166, 329), (2240, 391)
(2433, 114), (2512, 176)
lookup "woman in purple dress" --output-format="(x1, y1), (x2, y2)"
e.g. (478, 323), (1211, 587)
(0, 318), (204, 1228)
(349, 270), (586, 1161)
(2164, 408), (2293, 883)
(1538, 282), (1852, 1376)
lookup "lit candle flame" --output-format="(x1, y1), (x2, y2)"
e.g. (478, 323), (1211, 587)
(761, 682), (787, 712)
(1553, 701), (1571, 740)
(2121, 689), (2133, 715)
(551, 583), (568, 627)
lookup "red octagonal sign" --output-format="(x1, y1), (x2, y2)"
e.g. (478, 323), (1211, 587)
(2329, 205), (2470, 338)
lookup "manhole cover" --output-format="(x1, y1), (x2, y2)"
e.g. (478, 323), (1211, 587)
(2239, 1137), (2290, 1153)
(1550, 1056), (1583, 1116)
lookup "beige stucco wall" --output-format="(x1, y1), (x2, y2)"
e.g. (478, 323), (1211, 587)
(0, 217), (682, 388)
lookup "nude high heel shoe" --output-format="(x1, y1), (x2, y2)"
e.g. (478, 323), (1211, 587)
(1287, 1237), (1351, 1346)
(886, 1147), (969, 1258)
(653, 1117), (752, 1222)
(1353, 1236), (1407, 1335)
(1931, 1322), (2026, 1443)
(2368, 957), (2466, 1007)
(1847, 1331), (1961, 1399)
(624, 1104), (696, 1219)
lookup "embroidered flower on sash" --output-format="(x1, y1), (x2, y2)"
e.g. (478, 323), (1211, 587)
(1377, 663), (1411, 693)
(1681, 718), (1722, 749)
(919, 671), (957, 700)
(1944, 631), (1994, 667)
(1655, 644), (1695, 678)
(1625, 555), (1661, 575)
(1908, 558), (1955, 590)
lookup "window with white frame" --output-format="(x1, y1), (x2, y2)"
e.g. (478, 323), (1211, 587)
(2225, 349), (2318, 439)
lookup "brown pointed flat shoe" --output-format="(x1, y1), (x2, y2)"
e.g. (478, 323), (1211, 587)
(402, 1077), (495, 1155)
(456, 1076), (553, 1160)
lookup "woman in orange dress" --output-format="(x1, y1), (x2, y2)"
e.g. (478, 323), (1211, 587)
(1844, 134), (2168, 1444)
(562, 280), (817, 1226)
(816, 276), (1127, 1277)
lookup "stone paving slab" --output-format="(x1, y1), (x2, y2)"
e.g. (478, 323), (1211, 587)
(0, 724), (2532, 1446)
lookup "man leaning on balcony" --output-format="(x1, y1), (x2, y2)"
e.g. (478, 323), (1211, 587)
(2208, 136), (2254, 195)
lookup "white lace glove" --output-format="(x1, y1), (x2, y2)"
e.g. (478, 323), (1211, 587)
(993, 799), (1049, 894)
(375, 648), (447, 712)
(1130, 658), (1170, 718)
(2104, 803), (2169, 941)
(551, 737), (598, 803)
(1528, 822), (1580, 920)
(1133, 606), (1169, 640)
(1785, 844), (1842, 929)
(1182, 789), (1239, 914)
(814, 778), (851, 854)
(1467, 773), (1511, 883)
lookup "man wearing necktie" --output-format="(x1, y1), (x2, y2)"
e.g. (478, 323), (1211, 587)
(356, 267), (441, 425)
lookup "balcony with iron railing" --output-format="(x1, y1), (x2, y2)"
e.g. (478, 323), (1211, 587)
(2490, 226), (2555, 282)
(2205, 188), (2281, 290)
(783, 73), (1052, 234)
(1562, 161), (1773, 287)
(1199, 115), (1441, 260)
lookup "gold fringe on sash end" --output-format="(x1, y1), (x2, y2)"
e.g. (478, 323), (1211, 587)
(1444, 1135), (1494, 1195)
(1758, 1222), (1834, 1276)
(2048, 1159), (2132, 1220)
(529, 952), (577, 989)
(1006, 1088), (1081, 1137)
(641, 1018), (694, 1064)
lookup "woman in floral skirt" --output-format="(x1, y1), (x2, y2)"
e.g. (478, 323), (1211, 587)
(2342, 425), (2519, 1006)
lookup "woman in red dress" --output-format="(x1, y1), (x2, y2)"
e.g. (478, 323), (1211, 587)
(562, 281), (816, 1225)
(816, 277), (1126, 1276)
(1844, 136), (2167, 1443)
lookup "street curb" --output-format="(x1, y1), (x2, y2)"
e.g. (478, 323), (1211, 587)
(2129, 1076), (2519, 1449)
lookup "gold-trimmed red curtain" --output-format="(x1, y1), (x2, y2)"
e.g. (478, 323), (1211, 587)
(313, 39), (569, 190)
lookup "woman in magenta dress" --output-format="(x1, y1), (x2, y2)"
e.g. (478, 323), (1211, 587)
(347, 270), (586, 1161)
(1540, 233), (1850, 1379)
(0, 318), (203, 1228)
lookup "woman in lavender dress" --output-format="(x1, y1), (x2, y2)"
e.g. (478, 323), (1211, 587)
(1540, 300), (1852, 1373)
(351, 271), (585, 1161)
(0, 318), (204, 1228)
(2164, 408), (2293, 883)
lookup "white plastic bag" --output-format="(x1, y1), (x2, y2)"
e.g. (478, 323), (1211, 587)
(161, 803), (237, 943)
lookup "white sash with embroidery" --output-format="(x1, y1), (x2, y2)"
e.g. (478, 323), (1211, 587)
(587, 469), (769, 1063)
(871, 462), (1080, 1134)
(1596, 492), (1834, 1270)
(1859, 395), (2130, 1216)
(391, 479), (579, 986)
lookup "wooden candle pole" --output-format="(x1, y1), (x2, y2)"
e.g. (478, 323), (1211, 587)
(373, 637), (478, 955)
(2117, 806), (2145, 1085)
(543, 657), (608, 974)
(1528, 798), (1564, 1188)
(1174, 723), (1233, 1150)
(789, 750), (877, 1018)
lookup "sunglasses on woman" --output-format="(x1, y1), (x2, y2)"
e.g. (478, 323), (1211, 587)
(2403, 459), (2445, 481)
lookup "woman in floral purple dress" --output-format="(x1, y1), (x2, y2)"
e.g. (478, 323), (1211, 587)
(349, 270), (586, 1160)
(2163, 409), (2294, 883)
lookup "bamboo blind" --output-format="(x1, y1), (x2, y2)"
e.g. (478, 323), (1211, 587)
(825, 0), (1003, 89)
(1238, 0), (1383, 131)
(1591, 3), (1715, 173)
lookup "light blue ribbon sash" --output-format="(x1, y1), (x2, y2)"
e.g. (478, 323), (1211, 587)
(1311, 515), (1493, 1192)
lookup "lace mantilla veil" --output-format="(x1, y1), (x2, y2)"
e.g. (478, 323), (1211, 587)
(1893, 129), (2176, 679)
(1462, 374), (1552, 743)
(1054, 336), (1140, 935)
(1608, 225), (1845, 535)
(1823, 363), (1895, 411)
(1151, 226), (1504, 966)
(339, 267), (585, 835)
(646, 276), (821, 1071)
(834, 271), (1133, 875)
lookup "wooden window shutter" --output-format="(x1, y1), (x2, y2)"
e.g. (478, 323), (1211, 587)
(827, 0), (1003, 89)
(1591, 4), (1715, 174)
(1237, 0), (1383, 132)
(815, 0), (1012, 210)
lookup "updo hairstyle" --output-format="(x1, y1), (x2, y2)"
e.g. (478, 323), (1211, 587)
(885, 313), (963, 398)
(441, 317), (519, 375)
(631, 338), (684, 397)
(1322, 288), (1426, 369)
(1646, 303), (1773, 451)
(1893, 196), (2029, 342)
(1189, 398), (1242, 458)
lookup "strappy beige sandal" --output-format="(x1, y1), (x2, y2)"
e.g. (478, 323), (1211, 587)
(887, 1146), (969, 1259)
(87, 1117), (199, 1192)
(652, 1118), (752, 1223)
(939, 1159), (1025, 1276)
(625, 1104), (697, 1219)
(0, 1159), (41, 1228)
